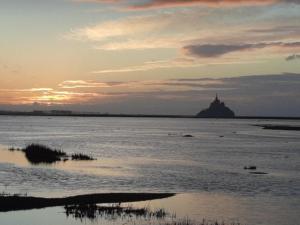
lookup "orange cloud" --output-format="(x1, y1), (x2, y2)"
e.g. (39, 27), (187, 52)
(29, 91), (102, 104)
(0, 87), (105, 105)
(59, 80), (111, 89)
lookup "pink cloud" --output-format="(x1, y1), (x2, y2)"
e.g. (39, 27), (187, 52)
(75, 0), (300, 8)
(127, 0), (300, 9)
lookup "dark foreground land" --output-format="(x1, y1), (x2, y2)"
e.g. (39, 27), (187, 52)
(0, 193), (175, 212)
(255, 124), (300, 131)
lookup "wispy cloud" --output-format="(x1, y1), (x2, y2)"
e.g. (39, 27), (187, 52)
(66, 5), (300, 61)
(58, 80), (123, 89)
(66, 14), (171, 42)
(129, 0), (277, 9)
(248, 25), (300, 34)
(91, 59), (199, 74)
(65, 11), (213, 50)
(0, 88), (54, 93)
(92, 57), (266, 74)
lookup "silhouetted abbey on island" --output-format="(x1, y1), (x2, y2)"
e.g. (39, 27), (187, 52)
(196, 95), (235, 118)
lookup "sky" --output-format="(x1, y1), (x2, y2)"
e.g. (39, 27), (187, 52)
(0, 0), (300, 116)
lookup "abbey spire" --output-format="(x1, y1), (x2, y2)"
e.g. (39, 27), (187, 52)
(196, 95), (235, 118)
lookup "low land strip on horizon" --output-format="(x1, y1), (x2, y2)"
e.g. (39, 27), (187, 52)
(0, 111), (300, 120)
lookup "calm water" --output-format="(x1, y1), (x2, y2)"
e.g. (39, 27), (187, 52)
(0, 116), (299, 225)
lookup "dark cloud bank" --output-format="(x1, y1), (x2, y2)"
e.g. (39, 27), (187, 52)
(183, 42), (300, 58)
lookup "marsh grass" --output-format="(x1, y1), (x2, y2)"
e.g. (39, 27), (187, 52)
(8, 147), (22, 152)
(23, 144), (67, 164)
(6, 143), (96, 164)
(162, 218), (243, 225)
(71, 153), (95, 161)
(64, 203), (167, 221)
(64, 204), (243, 225)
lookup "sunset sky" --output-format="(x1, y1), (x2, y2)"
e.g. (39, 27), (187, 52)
(1, 0), (300, 116)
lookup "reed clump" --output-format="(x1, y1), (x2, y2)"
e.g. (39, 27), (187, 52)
(71, 153), (95, 161)
(7, 143), (96, 164)
(64, 203), (167, 221)
(162, 218), (243, 225)
(24, 144), (67, 164)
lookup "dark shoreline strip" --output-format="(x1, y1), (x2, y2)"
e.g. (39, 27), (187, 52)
(255, 124), (300, 131)
(0, 193), (175, 212)
(0, 112), (300, 120)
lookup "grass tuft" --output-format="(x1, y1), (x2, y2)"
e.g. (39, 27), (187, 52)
(64, 203), (167, 221)
(23, 144), (67, 164)
(71, 153), (95, 161)
(6, 143), (97, 164)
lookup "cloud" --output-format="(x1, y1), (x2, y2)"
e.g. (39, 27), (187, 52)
(286, 54), (300, 61)
(66, 7), (300, 55)
(76, 0), (300, 9)
(248, 25), (300, 34)
(94, 37), (181, 50)
(92, 57), (264, 74)
(66, 14), (171, 42)
(58, 80), (123, 89)
(73, 0), (120, 3)
(129, 0), (276, 9)
(0, 88), (54, 93)
(0, 87), (108, 105)
(143, 79), (227, 90)
(183, 42), (300, 58)
(91, 59), (199, 74)
(29, 91), (103, 103)
(66, 1), (300, 54)
(66, 11), (208, 50)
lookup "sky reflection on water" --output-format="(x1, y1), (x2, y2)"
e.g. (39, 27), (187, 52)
(0, 117), (299, 225)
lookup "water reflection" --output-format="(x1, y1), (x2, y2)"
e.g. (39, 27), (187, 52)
(0, 148), (29, 167)
(0, 146), (134, 177)
(0, 145), (196, 178)
(1, 193), (299, 225)
(0, 117), (299, 225)
(133, 193), (300, 225)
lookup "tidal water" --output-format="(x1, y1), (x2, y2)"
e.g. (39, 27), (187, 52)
(0, 116), (299, 225)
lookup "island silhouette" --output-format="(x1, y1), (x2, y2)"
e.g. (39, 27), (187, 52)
(196, 94), (235, 118)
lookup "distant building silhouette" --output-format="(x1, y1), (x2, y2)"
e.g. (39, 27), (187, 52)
(50, 110), (72, 115)
(196, 94), (235, 118)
